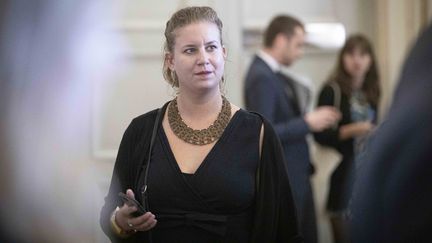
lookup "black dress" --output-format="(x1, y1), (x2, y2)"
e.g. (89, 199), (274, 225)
(146, 109), (261, 242)
(100, 104), (302, 243)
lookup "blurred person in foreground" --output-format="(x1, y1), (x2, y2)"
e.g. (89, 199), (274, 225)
(244, 15), (341, 243)
(0, 0), (122, 242)
(314, 34), (380, 243)
(100, 6), (302, 243)
(350, 23), (432, 243)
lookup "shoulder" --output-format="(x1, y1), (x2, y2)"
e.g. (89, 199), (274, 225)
(245, 111), (277, 136)
(229, 108), (263, 136)
(237, 108), (263, 124)
(320, 82), (337, 96)
(245, 57), (275, 83)
(248, 55), (267, 69)
(131, 108), (159, 123)
(318, 82), (338, 103)
(127, 102), (169, 134)
(129, 108), (159, 130)
(117, 109), (158, 146)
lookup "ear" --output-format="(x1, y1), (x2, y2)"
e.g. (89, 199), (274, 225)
(165, 52), (175, 71)
(275, 33), (289, 47)
(222, 45), (227, 60)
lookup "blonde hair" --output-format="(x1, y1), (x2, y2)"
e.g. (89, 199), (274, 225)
(162, 6), (223, 87)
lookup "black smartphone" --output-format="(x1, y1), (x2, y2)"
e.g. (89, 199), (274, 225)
(118, 192), (146, 217)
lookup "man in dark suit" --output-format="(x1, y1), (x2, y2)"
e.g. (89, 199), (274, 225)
(244, 15), (341, 243)
(350, 23), (432, 243)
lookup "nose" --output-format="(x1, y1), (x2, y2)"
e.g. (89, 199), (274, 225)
(197, 49), (210, 66)
(352, 58), (363, 68)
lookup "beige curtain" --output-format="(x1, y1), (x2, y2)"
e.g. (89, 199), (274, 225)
(375, 0), (431, 119)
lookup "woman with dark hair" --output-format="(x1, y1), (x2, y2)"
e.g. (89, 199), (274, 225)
(314, 34), (380, 243)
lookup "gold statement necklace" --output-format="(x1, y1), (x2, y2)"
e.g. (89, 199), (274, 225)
(168, 96), (231, 145)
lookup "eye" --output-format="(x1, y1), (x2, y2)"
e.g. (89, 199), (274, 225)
(183, 48), (196, 54)
(206, 45), (218, 52)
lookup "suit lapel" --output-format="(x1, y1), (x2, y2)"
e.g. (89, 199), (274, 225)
(253, 56), (302, 115)
(276, 72), (301, 115)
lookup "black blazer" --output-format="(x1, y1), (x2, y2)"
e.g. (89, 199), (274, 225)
(350, 24), (432, 242)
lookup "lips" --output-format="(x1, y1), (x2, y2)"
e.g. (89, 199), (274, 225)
(195, 70), (213, 75)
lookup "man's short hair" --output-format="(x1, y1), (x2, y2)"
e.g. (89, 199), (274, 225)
(263, 15), (304, 48)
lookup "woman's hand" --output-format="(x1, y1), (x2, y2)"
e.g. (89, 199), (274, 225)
(115, 189), (157, 232)
(355, 121), (374, 136)
(339, 121), (374, 140)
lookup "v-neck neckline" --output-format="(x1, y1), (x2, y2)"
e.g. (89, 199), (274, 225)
(159, 109), (242, 178)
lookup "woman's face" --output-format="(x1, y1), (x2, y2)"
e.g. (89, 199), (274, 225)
(343, 47), (372, 81)
(167, 21), (226, 94)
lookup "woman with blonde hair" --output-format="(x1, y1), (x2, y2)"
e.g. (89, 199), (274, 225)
(100, 6), (302, 243)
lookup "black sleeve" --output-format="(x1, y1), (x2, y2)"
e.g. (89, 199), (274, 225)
(99, 120), (138, 243)
(313, 85), (341, 148)
(252, 117), (303, 243)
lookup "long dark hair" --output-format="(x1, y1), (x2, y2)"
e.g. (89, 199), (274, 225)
(328, 34), (380, 107)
